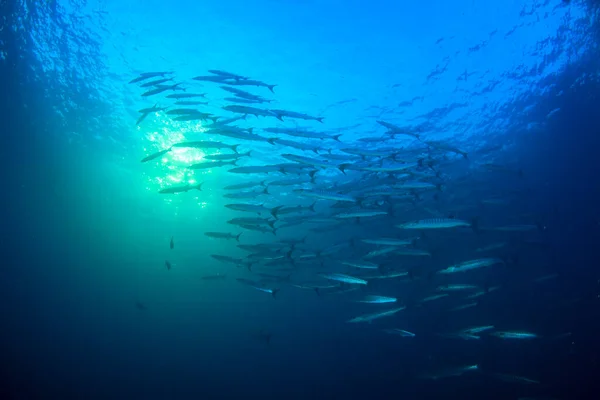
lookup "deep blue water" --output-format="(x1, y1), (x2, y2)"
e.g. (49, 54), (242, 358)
(1, 1), (600, 399)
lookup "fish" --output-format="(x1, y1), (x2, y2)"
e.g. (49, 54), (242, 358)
(319, 273), (368, 285)
(208, 70), (249, 80)
(347, 306), (406, 323)
(293, 189), (358, 203)
(204, 232), (242, 241)
(172, 141), (239, 152)
(141, 147), (172, 163)
(436, 284), (480, 292)
(490, 331), (538, 340)
(360, 238), (416, 246)
(437, 258), (503, 274)
(188, 160), (237, 170)
(355, 295), (397, 304)
(142, 83), (182, 96)
(339, 260), (379, 270)
(158, 183), (203, 194)
(129, 71), (173, 84)
(224, 181), (266, 191)
(383, 329), (416, 337)
(165, 93), (207, 99)
(225, 79), (277, 92)
(204, 151), (252, 161)
(270, 109), (324, 123)
(139, 77), (174, 87)
(236, 278), (280, 298)
(224, 203), (270, 214)
(227, 217), (276, 228)
(396, 218), (472, 229)
(165, 260), (172, 270)
(222, 105), (281, 119)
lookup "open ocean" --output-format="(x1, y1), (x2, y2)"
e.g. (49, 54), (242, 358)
(1, 1), (600, 399)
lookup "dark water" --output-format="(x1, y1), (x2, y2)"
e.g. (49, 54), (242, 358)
(1, 1), (600, 399)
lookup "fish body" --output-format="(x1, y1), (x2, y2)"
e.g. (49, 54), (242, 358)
(319, 273), (368, 285)
(438, 258), (503, 274)
(396, 218), (471, 229)
(356, 295), (397, 304)
(383, 329), (416, 337)
(141, 147), (172, 163)
(347, 306), (406, 323)
(158, 183), (203, 194)
(204, 232), (242, 241)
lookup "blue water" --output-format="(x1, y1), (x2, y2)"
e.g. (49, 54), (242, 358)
(2, 0), (600, 399)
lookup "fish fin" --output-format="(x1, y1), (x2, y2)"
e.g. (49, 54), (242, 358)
(194, 183), (203, 191)
(316, 117), (324, 123)
(235, 233), (242, 242)
(270, 206), (284, 219)
(268, 84), (277, 93)
(232, 144), (240, 153)
(332, 133), (342, 141)
(267, 137), (277, 145)
(308, 201), (316, 212)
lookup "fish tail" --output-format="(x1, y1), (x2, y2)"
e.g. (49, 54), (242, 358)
(338, 163), (349, 175)
(316, 117), (325, 123)
(235, 233), (242, 242)
(309, 201), (316, 212)
(332, 133), (342, 141)
(194, 182), (204, 191)
(268, 84), (277, 93)
(267, 137), (277, 145)
(231, 144), (240, 153)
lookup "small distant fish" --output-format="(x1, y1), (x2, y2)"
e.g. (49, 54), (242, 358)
(236, 278), (279, 298)
(436, 284), (479, 292)
(165, 260), (172, 270)
(204, 232), (242, 241)
(347, 306), (406, 323)
(383, 328), (415, 337)
(437, 258), (503, 274)
(355, 295), (397, 304)
(490, 331), (538, 340)
(396, 218), (472, 229)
